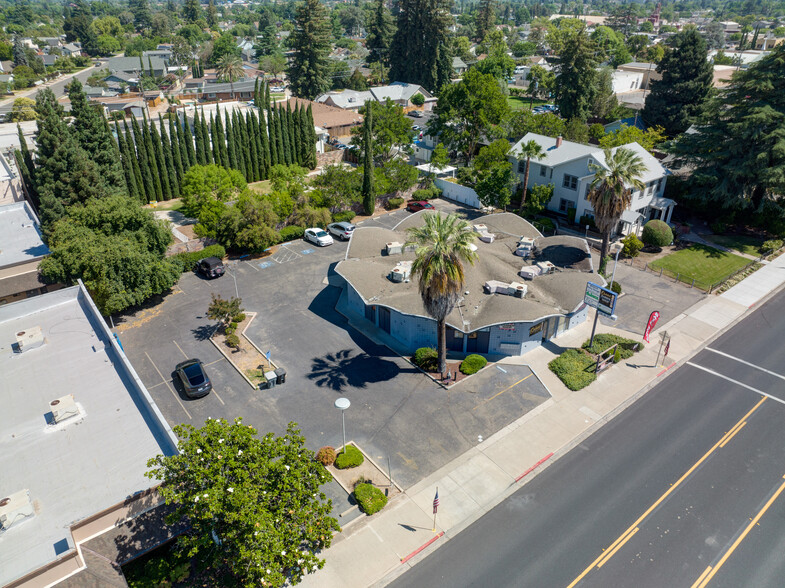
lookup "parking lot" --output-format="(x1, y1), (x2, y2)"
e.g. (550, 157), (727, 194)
(115, 203), (550, 490)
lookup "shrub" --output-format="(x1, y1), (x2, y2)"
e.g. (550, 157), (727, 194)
(567, 207), (577, 224)
(172, 244), (226, 272)
(334, 445), (364, 469)
(582, 334), (642, 359)
(579, 215), (596, 230)
(411, 93), (425, 106)
(386, 197), (404, 210)
(354, 483), (388, 515)
(316, 446), (336, 466)
(609, 281), (622, 294)
(229, 321), (239, 329)
(762, 239), (783, 253)
(589, 123), (606, 140)
(225, 333), (240, 348)
(232, 312), (246, 323)
(332, 210), (356, 223)
(460, 354), (487, 375)
(534, 217), (555, 232)
(548, 349), (597, 391)
(224, 325), (236, 336)
(613, 347), (621, 363)
(413, 347), (438, 371)
(279, 225), (305, 242)
(412, 186), (441, 200)
(641, 220), (673, 248)
(709, 221), (727, 234)
(621, 234), (643, 258)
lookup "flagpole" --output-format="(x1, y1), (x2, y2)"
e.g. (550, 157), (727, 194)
(432, 487), (438, 532)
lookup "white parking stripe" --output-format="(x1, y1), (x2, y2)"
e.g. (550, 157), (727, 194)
(705, 347), (785, 382)
(685, 361), (785, 406)
(145, 351), (192, 420)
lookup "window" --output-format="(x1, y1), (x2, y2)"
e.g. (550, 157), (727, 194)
(540, 164), (547, 177)
(562, 174), (578, 190)
(518, 160), (526, 174)
(559, 198), (570, 212)
(529, 322), (544, 336)
(584, 185), (590, 200)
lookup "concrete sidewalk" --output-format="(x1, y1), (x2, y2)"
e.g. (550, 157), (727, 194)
(300, 252), (785, 588)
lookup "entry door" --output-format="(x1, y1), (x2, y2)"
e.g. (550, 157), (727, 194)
(378, 306), (391, 333)
(466, 330), (490, 353)
(445, 327), (464, 352)
(365, 304), (376, 324)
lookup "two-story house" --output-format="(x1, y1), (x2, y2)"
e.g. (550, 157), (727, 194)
(509, 133), (674, 236)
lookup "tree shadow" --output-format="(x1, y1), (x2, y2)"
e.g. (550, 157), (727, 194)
(690, 242), (726, 259)
(308, 349), (400, 391)
(191, 324), (216, 342)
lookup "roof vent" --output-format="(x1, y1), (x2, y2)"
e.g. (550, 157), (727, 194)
(0, 490), (34, 531)
(50, 394), (80, 423)
(15, 326), (44, 353)
(515, 237), (535, 257)
(386, 241), (403, 255)
(556, 136), (563, 148)
(389, 260), (412, 283)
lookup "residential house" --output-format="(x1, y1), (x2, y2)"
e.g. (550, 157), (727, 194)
(509, 133), (673, 236)
(197, 77), (258, 101)
(84, 85), (118, 98)
(610, 69), (644, 94)
(452, 56), (468, 75)
(316, 82), (436, 112)
(237, 39), (256, 62)
(143, 49), (173, 64)
(285, 97), (363, 140)
(616, 62), (661, 89)
(0, 74), (14, 87)
(41, 54), (58, 67)
(707, 49), (771, 67)
(104, 71), (138, 91)
(107, 55), (167, 78)
(61, 42), (82, 57)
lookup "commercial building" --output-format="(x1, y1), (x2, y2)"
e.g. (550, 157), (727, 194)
(336, 212), (595, 357)
(0, 284), (179, 587)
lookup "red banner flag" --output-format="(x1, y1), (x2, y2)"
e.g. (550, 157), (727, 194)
(433, 489), (439, 514)
(643, 311), (660, 343)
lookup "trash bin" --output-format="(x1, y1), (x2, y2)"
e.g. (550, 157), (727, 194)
(264, 370), (277, 389)
(274, 367), (287, 385)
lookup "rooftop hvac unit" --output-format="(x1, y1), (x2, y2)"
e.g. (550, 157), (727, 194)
(510, 282), (528, 298)
(15, 326), (44, 353)
(386, 241), (403, 255)
(537, 261), (556, 275)
(50, 394), (79, 423)
(515, 237), (535, 258)
(473, 224), (488, 233)
(0, 490), (34, 531)
(389, 261), (412, 283)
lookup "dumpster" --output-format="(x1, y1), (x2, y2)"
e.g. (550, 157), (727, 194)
(274, 367), (287, 385)
(263, 370), (277, 389)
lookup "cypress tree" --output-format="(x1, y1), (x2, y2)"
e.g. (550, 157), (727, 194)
(246, 112), (260, 181)
(254, 78), (260, 108)
(150, 120), (171, 200)
(286, 102), (298, 165)
(124, 120), (146, 202)
(277, 105), (291, 165)
(306, 105), (318, 169)
(257, 110), (271, 178)
(17, 124), (36, 202)
(179, 112), (195, 168)
(211, 112), (223, 167)
(160, 116), (179, 198)
(241, 111), (254, 180)
(264, 81), (270, 109)
(223, 110), (237, 171)
(267, 106), (279, 166)
(142, 113), (163, 201)
(130, 117), (154, 202)
(168, 115), (185, 181)
(233, 110), (248, 179)
(217, 109), (230, 168)
(298, 104), (310, 168)
(362, 103), (374, 214)
(148, 56), (154, 77)
(115, 121), (140, 202)
(200, 109), (212, 164)
(193, 109), (206, 165)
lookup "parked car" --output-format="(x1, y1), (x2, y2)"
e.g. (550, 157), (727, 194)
(327, 221), (356, 240)
(304, 228), (334, 246)
(410, 110), (423, 118)
(175, 359), (212, 398)
(407, 200), (435, 213)
(412, 125), (421, 131)
(194, 256), (225, 279)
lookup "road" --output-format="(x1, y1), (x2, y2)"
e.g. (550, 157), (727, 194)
(390, 287), (785, 588)
(0, 60), (105, 114)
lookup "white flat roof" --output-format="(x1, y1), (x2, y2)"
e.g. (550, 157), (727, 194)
(0, 201), (49, 269)
(0, 285), (178, 586)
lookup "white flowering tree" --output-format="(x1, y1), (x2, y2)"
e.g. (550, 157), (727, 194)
(146, 418), (340, 587)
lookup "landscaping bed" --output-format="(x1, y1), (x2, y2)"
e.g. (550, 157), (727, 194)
(210, 312), (275, 388)
(549, 334), (643, 391)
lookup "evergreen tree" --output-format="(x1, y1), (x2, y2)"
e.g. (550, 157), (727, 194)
(642, 28), (714, 136)
(273, 107), (286, 166)
(17, 124), (36, 203)
(231, 110), (246, 179)
(142, 114), (163, 201)
(159, 116), (179, 198)
(246, 112), (260, 182)
(237, 110), (252, 180)
(115, 121), (140, 202)
(200, 109), (212, 164)
(286, 103), (298, 165)
(389, 0), (453, 93)
(267, 107), (278, 167)
(362, 104), (374, 214)
(130, 117), (154, 202)
(264, 82), (270, 109)
(168, 115), (185, 181)
(476, 0), (496, 41)
(553, 26), (599, 121)
(206, 0), (218, 28)
(288, 0), (332, 100)
(278, 105), (292, 165)
(254, 78), (261, 108)
(124, 120), (146, 203)
(306, 105), (318, 169)
(297, 104), (309, 167)
(193, 109), (207, 165)
(224, 111), (238, 171)
(366, 0), (395, 65)
(179, 113), (196, 168)
(150, 120), (172, 200)
(68, 80), (125, 191)
(258, 110), (271, 177)
(183, 0), (201, 24)
(215, 109), (229, 167)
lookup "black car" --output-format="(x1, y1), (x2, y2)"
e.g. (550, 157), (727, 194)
(195, 256), (225, 278)
(175, 359), (212, 398)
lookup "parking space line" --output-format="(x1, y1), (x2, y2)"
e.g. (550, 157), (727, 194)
(144, 351), (192, 420)
(472, 374), (532, 411)
(204, 357), (226, 367)
(212, 389), (226, 405)
(704, 347), (785, 382)
(243, 260), (260, 271)
(173, 340), (188, 359)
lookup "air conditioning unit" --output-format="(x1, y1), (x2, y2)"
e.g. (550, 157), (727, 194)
(473, 224), (488, 233)
(15, 326), (44, 353)
(0, 490), (34, 531)
(509, 282), (528, 298)
(50, 394), (79, 423)
(388, 261), (412, 282)
(386, 241), (403, 255)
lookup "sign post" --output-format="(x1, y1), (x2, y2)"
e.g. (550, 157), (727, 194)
(656, 331), (670, 367)
(584, 282), (618, 348)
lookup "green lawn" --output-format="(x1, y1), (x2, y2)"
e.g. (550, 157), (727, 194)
(248, 179), (272, 194)
(507, 96), (549, 110)
(704, 234), (765, 257)
(649, 244), (751, 289)
(147, 199), (184, 211)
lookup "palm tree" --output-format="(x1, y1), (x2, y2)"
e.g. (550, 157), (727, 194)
(215, 54), (244, 99)
(587, 147), (646, 272)
(516, 139), (546, 214)
(406, 213), (478, 376)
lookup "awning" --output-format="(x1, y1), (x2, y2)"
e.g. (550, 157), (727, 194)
(649, 196), (676, 209)
(620, 210), (642, 224)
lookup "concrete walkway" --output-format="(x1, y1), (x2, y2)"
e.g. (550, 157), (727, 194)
(299, 252), (785, 588)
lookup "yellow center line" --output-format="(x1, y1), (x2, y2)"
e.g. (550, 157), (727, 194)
(472, 374), (532, 411)
(719, 421), (746, 448)
(597, 527), (639, 568)
(691, 566), (712, 588)
(693, 473), (785, 588)
(567, 397), (766, 588)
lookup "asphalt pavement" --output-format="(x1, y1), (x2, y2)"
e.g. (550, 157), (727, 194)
(0, 60), (105, 114)
(388, 286), (785, 588)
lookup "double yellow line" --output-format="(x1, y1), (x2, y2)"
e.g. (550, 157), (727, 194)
(567, 397), (767, 588)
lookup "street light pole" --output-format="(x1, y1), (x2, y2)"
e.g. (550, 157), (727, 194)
(334, 398), (351, 451)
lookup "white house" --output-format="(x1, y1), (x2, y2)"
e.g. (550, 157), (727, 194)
(610, 70), (644, 94)
(509, 133), (674, 236)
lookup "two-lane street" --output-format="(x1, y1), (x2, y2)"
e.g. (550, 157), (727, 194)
(390, 287), (785, 588)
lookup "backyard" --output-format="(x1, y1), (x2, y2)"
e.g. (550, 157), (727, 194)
(507, 96), (549, 110)
(703, 234), (766, 257)
(649, 244), (751, 289)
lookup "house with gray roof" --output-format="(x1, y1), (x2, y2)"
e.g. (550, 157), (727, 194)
(107, 55), (167, 77)
(61, 42), (82, 57)
(335, 211), (595, 358)
(316, 81), (436, 112)
(509, 133), (673, 235)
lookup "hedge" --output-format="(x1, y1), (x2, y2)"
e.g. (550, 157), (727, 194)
(581, 334), (642, 359)
(548, 348), (597, 391)
(386, 197), (404, 210)
(332, 210), (356, 223)
(172, 244), (226, 272)
(412, 186), (441, 200)
(460, 354), (487, 375)
(279, 225), (305, 242)
(641, 220), (673, 248)
(413, 347), (438, 371)
(354, 483), (388, 515)
(334, 445), (364, 469)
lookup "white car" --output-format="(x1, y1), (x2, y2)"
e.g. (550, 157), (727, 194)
(327, 222), (356, 241)
(304, 228), (334, 247)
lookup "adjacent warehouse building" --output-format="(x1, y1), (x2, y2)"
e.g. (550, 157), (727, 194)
(335, 212), (596, 357)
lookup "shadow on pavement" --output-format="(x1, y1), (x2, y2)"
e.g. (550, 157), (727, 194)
(308, 349), (400, 391)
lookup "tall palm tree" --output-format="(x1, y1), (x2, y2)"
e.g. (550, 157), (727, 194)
(516, 139), (546, 213)
(587, 147), (646, 270)
(215, 54), (245, 100)
(406, 213), (478, 376)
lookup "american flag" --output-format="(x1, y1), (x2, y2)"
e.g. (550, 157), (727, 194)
(433, 489), (439, 514)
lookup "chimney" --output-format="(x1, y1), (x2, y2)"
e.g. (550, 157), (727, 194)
(555, 136), (563, 148)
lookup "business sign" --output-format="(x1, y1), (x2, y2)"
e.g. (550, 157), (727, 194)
(643, 311), (660, 343)
(583, 282), (617, 317)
